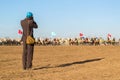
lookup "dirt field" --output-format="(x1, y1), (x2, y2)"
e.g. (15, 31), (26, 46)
(0, 45), (120, 80)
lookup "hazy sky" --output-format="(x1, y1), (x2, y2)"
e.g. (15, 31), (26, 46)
(0, 0), (120, 39)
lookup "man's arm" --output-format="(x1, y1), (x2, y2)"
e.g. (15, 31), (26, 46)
(29, 19), (38, 28)
(32, 21), (38, 28)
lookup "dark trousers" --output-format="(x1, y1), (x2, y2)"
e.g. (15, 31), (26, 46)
(22, 43), (34, 69)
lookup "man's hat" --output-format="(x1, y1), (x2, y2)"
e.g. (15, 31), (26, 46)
(26, 12), (33, 18)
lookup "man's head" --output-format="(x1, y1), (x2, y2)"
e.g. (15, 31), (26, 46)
(26, 12), (33, 18)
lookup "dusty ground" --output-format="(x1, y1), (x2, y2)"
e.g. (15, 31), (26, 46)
(0, 45), (120, 80)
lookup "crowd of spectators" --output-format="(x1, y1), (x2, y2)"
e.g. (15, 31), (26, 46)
(0, 37), (120, 46)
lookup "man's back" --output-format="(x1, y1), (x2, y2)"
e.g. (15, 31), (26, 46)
(21, 18), (38, 42)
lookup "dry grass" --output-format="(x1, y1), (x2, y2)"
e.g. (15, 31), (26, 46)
(0, 45), (120, 80)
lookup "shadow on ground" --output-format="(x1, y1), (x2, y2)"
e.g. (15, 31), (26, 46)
(33, 58), (104, 70)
